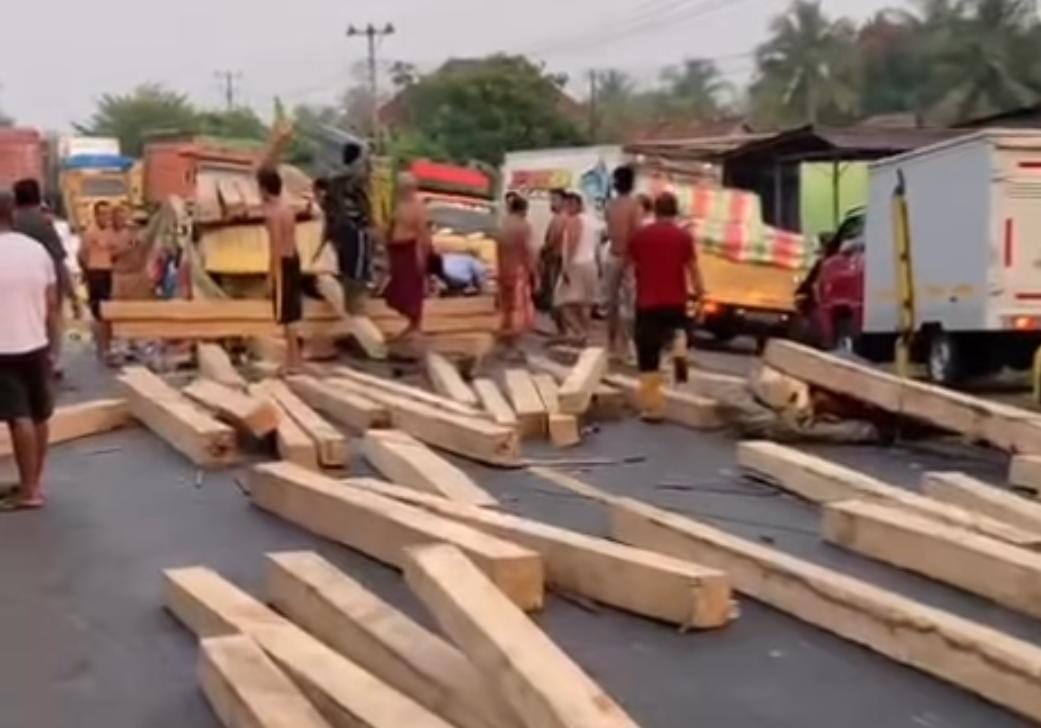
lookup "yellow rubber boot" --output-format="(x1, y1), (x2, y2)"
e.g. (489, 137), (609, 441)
(639, 372), (666, 423)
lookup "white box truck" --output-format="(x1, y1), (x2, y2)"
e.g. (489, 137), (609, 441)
(861, 129), (1041, 383)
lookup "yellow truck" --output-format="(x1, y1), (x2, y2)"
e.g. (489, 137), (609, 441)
(59, 155), (136, 232)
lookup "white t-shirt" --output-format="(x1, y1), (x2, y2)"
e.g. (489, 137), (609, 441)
(0, 231), (56, 354)
(572, 212), (600, 265)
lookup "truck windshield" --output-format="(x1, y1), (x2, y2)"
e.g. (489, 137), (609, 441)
(427, 204), (496, 236)
(81, 176), (128, 198)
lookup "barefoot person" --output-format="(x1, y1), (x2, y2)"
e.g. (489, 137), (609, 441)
(258, 167), (303, 374)
(78, 201), (114, 363)
(628, 192), (703, 421)
(554, 192), (599, 345)
(385, 173), (430, 342)
(538, 187), (567, 335)
(604, 166), (642, 360)
(496, 194), (535, 358)
(0, 192), (58, 510)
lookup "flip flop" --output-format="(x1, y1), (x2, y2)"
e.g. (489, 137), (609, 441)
(0, 493), (45, 512)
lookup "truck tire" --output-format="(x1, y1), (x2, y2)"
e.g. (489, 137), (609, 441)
(927, 331), (962, 385)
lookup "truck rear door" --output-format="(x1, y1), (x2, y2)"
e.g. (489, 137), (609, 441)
(998, 150), (1041, 316)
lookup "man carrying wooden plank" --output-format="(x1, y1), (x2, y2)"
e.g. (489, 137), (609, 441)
(361, 429), (497, 506)
(405, 544), (641, 728)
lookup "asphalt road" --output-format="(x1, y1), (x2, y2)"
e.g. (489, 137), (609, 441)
(0, 349), (1037, 727)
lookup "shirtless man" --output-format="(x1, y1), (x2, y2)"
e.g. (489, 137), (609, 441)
(496, 194), (535, 358)
(604, 166), (643, 359)
(385, 173), (431, 342)
(78, 201), (114, 362)
(259, 167), (302, 374)
(539, 187), (567, 332)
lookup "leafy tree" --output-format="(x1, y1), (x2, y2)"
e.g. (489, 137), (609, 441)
(656, 59), (731, 119)
(592, 69), (642, 142)
(195, 107), (268, 141)
(402, 55), (587, 165)
(80, 83), (199, 156)
(857, 10), (929, 118)
(749, 1), (859, 126)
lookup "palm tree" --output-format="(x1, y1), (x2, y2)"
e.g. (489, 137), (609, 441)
(750, 1), (859, 126)
(922, 0), (1041, 121)
(658, 59), (731, 120)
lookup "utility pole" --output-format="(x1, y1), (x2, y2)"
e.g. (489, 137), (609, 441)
(347, 22), (395, 147)
(214, 70), (243, 111)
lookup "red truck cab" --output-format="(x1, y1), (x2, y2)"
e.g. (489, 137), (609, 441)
(808, 209), (866, 350)
(0, 128), (45, 192)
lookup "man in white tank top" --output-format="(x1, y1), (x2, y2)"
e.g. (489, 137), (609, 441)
(553, 192), (600, 345)
(0, 191), (59, 510)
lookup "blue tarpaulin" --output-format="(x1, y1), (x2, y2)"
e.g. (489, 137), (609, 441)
(62, 154), (134, 171)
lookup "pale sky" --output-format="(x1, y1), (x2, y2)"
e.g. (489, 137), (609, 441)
(2, 0), (896, 132)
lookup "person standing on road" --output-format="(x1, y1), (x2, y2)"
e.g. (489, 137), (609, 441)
(13, 179), (77, 379)
(554, 192), (599, 345)
(0, 192), (58, 510)
(539, 187), (567, 333)
(604, 166), (642, 361)
(78, 201), (115, 363)
(496, 194), (535, 359)
(628, 192), (703, 422)
(385, 173), (430, 345)
(258, 167), (304, 374)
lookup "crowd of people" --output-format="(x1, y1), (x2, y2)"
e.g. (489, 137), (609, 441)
(494, 165), (705, 420)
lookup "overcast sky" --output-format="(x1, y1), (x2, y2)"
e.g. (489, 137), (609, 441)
(3, 0), (895, 132)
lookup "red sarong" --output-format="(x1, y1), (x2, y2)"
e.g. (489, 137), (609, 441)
(499, 271), (534, 337)
(385, 240), (425, 325)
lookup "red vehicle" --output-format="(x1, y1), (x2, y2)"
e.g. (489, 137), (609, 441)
(802, 209), (866, 351)
(0, 128), (45, 192)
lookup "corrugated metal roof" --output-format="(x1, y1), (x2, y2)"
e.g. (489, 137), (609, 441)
(721, 125), (968, 162)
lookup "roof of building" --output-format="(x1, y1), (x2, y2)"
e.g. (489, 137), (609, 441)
(720, 124), (967, 163)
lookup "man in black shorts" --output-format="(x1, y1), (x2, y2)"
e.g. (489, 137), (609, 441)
(258, 166), (303, 373)
(0, 191), (58, 509)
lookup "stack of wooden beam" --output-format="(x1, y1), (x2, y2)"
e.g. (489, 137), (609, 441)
(164, 454), (735, 727)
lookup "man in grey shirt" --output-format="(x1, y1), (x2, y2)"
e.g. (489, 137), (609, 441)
(13, 179), (77, 377)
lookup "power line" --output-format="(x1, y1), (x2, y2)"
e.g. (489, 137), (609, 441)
(346, 22), (395, 146)
(214, 70), (243, 110)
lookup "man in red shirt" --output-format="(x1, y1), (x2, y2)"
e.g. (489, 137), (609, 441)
(628, 192), (703, 421)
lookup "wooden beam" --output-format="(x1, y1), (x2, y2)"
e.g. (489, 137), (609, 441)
(113, 320), (276, 341)
(328, 376), (519, 467)
(532, 374), (580, 448)
(604, 373), (722, 429)
(922, 471), (1041, 533)
(287, 376), (390, 432)
(737, 441), (1041, 549)
(426, 352), (478, 407)
(404, 544), (641, 728)
(196, 343), (247, 391)
(503, 369), (547, 439)
(764, 339), (1041, 454)
(347, 478), (732, 628)
(608, 495), (1041, 724)
(249, 382), (319, 470)
(1010, 455), (1041, 496)
(198, 635), (333, 728)
(823, 498), (1041, 619)
(343, 316), (387, 360)
(558, 347), (608, 415)
(265, 552), (519, 728)
(328, 365), (485, 419)
(472, 378), (518, 429)
(163, 567), (455, 728)
(184, 379), (279, 438)
(262, 380), (347, 469)
(526, 354), (625, 420)
(248, 462), (543, 609)
(250, 336), (287, 366)
(361, 430), (497, 506)
(0, 398), (131, 458)
(116, 367), (236, 468)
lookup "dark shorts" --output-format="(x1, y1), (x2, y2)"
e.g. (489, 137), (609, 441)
(85, 269), (113, 320)
(0, 347), (54, 423)
(274, 255), (303, 326)
(634, 307), (688, 373)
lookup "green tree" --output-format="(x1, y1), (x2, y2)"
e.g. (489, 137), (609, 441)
(749, 1), (859, 126)
(925, 0), (1041, 121)
(195, 107), (268, 142)
(856, 10), (928, 118)
(80, 83), (199, 156)
(656, 59), (731, 119)
(402, 55), (587, 165)
(592, 69), (643, 142)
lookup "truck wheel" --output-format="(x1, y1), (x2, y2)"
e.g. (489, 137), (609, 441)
(927, 332), (961, 385)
